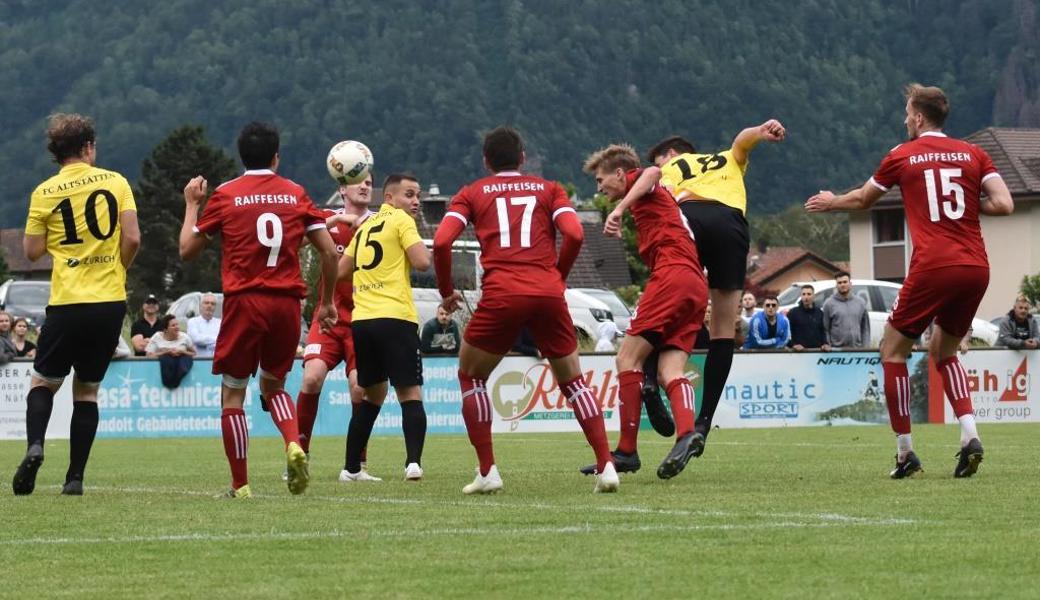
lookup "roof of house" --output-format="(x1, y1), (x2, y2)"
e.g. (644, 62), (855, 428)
(747, 246), (842, 287)
(0, 228), (52, 275)
(876, 127), (1040, 207)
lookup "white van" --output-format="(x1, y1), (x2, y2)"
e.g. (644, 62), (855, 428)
(412, 287), (613, 345)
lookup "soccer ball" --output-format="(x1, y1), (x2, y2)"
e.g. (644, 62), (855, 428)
(326, 140), (373, 185)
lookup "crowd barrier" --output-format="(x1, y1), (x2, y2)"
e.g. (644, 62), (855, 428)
(1, 348), (1036, 441)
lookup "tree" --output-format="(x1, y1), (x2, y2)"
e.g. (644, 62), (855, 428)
(749, 203), (850, 262)
(1020, 273), (1040, 307)
(128, 125), (236, 308)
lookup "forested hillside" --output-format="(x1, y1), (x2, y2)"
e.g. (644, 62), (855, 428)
(1, 0), (1037, 227)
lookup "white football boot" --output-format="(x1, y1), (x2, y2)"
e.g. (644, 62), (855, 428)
(462, 465), (503, 495)
(404, 463), (424, 481)
(594, 462), (620, 493)
(339, 469), (383, 482)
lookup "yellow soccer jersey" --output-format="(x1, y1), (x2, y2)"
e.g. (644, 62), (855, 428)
(25, 162), (136, 305)
(347, 203), (423, 323)
(659, 149), (749, 214)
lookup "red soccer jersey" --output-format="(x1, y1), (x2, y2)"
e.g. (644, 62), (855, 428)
(195, 170), (326, 297)
(624, 169), (701, 273)
(445, 171), (572, 297)
(870, 132), (999, 272)
(310, 208), (371, 328)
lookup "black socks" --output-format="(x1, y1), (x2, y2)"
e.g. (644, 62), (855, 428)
(401, 401), (427, 466)
(25, 386), (54, 448)
(66, 401), (99, 484)
(345, 400), (382, 473)
(696, 338), (735, 435)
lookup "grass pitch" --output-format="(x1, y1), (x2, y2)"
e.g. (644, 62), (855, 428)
(2, 424), (1039, 599)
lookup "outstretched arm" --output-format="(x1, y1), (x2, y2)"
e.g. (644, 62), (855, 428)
(805, 180), (885, 213)
(731, 119), (786, 165)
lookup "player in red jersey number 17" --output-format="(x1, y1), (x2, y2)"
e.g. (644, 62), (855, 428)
(806, 84), (1013, 479)
(433, 126), (617, 494)
(179, 122), (340, 498)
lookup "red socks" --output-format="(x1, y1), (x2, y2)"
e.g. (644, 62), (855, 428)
(561, 375), (612, 472)
(665, 378), (696, 438)
(221, 408), (249, 490)
(617, 370), (644, 454)
(937, 356), (974, 417)
(883, 361), (911, 435)
(266, 390), (300, 447)
(296, 391), (320, 453)
(459, 370), (495, 476)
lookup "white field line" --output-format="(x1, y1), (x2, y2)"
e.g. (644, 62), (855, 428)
(46, 484), (918, 525)
(492, 437), (1009, 450)
(0, 520), (913, 547)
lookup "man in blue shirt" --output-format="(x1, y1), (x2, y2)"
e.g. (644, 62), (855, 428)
(744, 295), (791, 349)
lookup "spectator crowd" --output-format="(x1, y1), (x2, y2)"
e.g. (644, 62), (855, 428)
(4, 274), (1039, 370)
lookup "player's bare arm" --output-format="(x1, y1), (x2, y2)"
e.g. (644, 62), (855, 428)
(337, 248), (355, 283)
(119, 209), (141, 269)
(306, 227), (339, 332)
(405, 241), (431, 272)
(731, 119), (786, 165)
(179, 175), (209, 260)
(22, 233), (46, 262)
(604, 166), (662, 237)
(980, 175), (1014, 216)
(805, 180), (885, 213)
(432, 214), (465, 312)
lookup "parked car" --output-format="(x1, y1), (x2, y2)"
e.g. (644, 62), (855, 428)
(0, 279), (50, 327)
(777, 278), (999, 346)
(413, 287), (614, 344)
(573, 287), (632, 334)
(167, 291), (225, 321)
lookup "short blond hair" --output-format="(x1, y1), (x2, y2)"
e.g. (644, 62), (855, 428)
(904, 83), (949, 127)
(583, 144), (640, 174)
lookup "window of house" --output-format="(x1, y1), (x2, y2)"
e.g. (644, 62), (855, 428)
(872, 209), (906, 281)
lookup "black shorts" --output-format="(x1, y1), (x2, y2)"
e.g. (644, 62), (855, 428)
(680, 201), (750, 290)
(33, 301), (126, 384)
(351, 318), (423, 388)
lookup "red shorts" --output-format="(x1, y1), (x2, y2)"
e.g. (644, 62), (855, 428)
(889, 265), (988, 339)
(628, 265), (708, 352)
(212, 292), (302, 380)
(464, 293), (577, 358)
(303, 322), (356, 372)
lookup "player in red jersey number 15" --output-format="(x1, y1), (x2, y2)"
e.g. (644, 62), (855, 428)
(806, 84), (1013, 479)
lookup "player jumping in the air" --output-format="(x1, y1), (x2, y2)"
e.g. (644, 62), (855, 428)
(180, 122), (340, 498)
(634, 120), (785, 451)
(806, 84), (1013, 478)
(582, 143), (708, 480)
(434, 126), (617, 494)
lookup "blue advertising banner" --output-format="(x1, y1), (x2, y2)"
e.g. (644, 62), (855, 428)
(89, 357), (464, 439)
